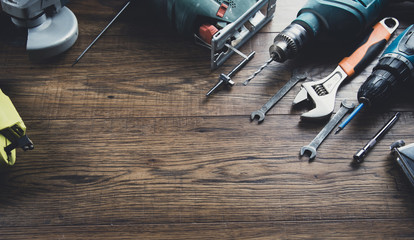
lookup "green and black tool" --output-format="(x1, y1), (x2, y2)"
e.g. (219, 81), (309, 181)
(146, 0), (276, 69)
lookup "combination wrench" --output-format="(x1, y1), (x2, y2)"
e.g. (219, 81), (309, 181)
(250, 71), (307, 122)
(300, 100), (355, 161)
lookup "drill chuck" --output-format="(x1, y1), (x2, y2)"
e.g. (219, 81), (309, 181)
(269, 0), (389, 63)
(269, 23), (311, 62)
(358, 24), (414, 107)
(358, 55), (412, 107)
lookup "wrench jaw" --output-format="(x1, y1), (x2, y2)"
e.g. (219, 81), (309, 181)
(293, 66), (348, 120)
(250, 111), (265, 123)
(293, 85), (337, 120)
(300, 98), (335, 120)
(300, 146), (317, 161)
(292, 88), (308, 105)
(293, 91), (336, 120)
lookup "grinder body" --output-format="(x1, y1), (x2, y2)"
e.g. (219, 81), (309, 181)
(1, 0), (78, 60)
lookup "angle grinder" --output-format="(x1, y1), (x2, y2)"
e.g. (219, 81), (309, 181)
(1, 0), (78, 60)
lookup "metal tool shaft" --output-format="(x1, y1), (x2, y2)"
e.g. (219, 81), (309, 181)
(243, 58), (273, 85)
(353, 112), (401, 163)
(72, 1), (131, 66)
(251, 72), (306, 122)
(335, 103), (364, 134)
(300, 100), (355, 160)
(228, 51), (256, 78)
(206, 51), (255, 96)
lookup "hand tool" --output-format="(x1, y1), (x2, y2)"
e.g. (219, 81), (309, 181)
(146, 0), (276, 69)
(245, 0), (391, 83)
(0, 89), (33, 166)
(353, 112), (400, 164)
(206, 51), (255, 96)
(72, 1), (130, 66)
(1, 0), (78, 60)
(250, 71), (307, 122)
(300, 100), (355, 161)
(336, 24), (414, 134)
(391, 140), (414, 188)
(292, 17), (398, 120)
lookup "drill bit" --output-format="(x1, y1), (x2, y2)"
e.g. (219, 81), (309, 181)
(243, 58), (273, 85)
(72, 1), (131, 66)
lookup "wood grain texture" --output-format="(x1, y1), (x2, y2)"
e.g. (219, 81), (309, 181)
(1, 0), (414, 238)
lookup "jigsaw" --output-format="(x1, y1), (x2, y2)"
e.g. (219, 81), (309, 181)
(145, 0), (276, 69)
(1, 0), (78, 60)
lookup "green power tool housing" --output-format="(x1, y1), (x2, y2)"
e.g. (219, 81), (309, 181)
(270, 0), (392, 63)
(145, 0), (276, 69)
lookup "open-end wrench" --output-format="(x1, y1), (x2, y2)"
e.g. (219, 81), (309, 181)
(300, 100), (355, 161)
(293, 17), (399, 120)
(251, 72), (307, 122)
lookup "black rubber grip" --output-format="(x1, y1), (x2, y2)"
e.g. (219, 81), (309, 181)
(354, 39), (387, 74)
(358, 56), (411, 106)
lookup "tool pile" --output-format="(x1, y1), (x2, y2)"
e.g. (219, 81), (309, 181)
(240, 0), (414, 185)
(1, 0), (414, 187)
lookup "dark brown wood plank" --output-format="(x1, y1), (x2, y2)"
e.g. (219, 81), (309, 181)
(1, 220), (414, 240)
(0, 115), (413, 227)
(1, 0), (414, 238)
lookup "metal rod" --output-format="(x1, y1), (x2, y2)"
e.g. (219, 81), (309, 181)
(353, 112), (401, 164)
(72, 1), (131, 66)
(228, 51), (255, 77)
(243, 58), (273, 85)
(206, 51), (255, 96)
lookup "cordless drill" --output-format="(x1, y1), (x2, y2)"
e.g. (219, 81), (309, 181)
(336, 24), (414, 134)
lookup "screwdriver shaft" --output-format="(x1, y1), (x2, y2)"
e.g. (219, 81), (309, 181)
(353, 112), (401, 163)
(72, 1), (131, 66)
(335, 103), (365, 134)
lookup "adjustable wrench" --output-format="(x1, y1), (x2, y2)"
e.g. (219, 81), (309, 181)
(293, 17), (399, 120)
(251, 71), (307, 122)
(300, 100), (355, 161)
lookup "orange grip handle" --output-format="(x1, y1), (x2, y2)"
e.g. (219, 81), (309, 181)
(339, 20), (394, 77)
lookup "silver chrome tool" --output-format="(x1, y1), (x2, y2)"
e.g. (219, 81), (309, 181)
(207, 51), (255, 96)
(244, 58), (273, 86)
(353, 112), (400, 164)
(292, 17), (399, 120)
(73, 1), (130, 66)
(1, 0), (78, 60)
(207, 0), (276, 70)
(300, 100), (355, 161)
(250, 71), (307, 122)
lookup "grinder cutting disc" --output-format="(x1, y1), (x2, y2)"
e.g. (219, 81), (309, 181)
(27, 7), (78, 60)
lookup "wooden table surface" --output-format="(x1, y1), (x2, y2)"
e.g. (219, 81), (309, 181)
(1, 0), (414, 239)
